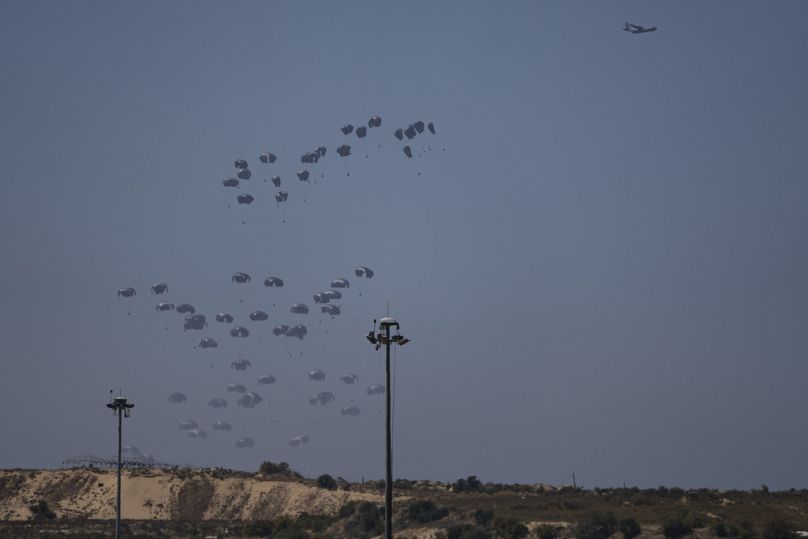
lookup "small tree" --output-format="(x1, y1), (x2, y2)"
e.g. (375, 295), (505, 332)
(317, 474), (337, 490)
(619, 518), (641, 539)
(474, 509), (495, 528)
(494, 518), (529, 539)
(663, 517), (693, 539)
(28, 500), (56, 520)
(576, 511), (618, 539)
(406, 500), (449, 523)
(259, 460), (293, 476)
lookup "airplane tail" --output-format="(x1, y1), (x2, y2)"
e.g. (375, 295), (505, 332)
(623, 22), (631, 31)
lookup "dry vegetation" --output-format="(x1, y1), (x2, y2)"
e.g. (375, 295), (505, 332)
(1, 467), (807, 538)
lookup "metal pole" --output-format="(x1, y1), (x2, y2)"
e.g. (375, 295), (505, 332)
(116, 409), (122, 539)
(385, 339), (393, 539)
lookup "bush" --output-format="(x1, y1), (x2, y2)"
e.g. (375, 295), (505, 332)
(494, 518), (529, 539)
(534, 524), (559, 539)
(317, 474), (337, 490)
(663, 517), (693, 539)
(619, 518), (641, 539)
(343, 501), (384, 538)
(259, 460), (294, 476)
(763, 520), (794, 539)
(447, 524), (492, 539)
(453, 475), (482, 492)
(406, 500), (450, 523)
(714, 523), (729, 537)
(28, 500), (56, 520)
(241, 521), (274, 536)
(576, 511), (618, 539)
(474, 509), (495, 528)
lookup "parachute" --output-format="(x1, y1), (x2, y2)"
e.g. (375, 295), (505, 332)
(339, 374), (359, 385)
(367, 384), (385, 395)
(341, 405), (360, 416)
(178, 420), (198, 430)
(341, 124), (354, 135)
(427, 122), (436, 134)
(238, 392), (263, 408)
(184, 314), (207, 331)
(404, 125), (416, 139)
(297, 170), (310, 182)
(213, 421), (232, 431)
(234, 159), (249, 169)
(237, 169), (252, 180)
(322, 290), (341, 300)
(289, 435), (309, 447)
(336, 145), (351, 157)
(249, 310), (268, 321)
(286, 324), (307, 340)
(237, 194), (254, 204)
(321, 304), (340, 316)
(368, 115), (382, 128)
(403, 146), (412, 158)
(230, 326), (250, 338)
(272, 324), (289, 336)
(271, 175), (281, 187)
(317, 146), (327, 157)
(309, 391), (335, 405)
(275, 191), (288, 203)
(290, 303), (309, 314)
(151, 282), (168, 294)
(257, 374), (276, 385)
(208, 398), (228, 408)
(117, 287), (136, 298)
(414, 121), (425, 134)
(200, 337), (218, 349)
(264, 276), (284, 287)
(355, 126), (367, 139)
(187, 428), (208, 439)
(222, 177), (239, 188)
(301, 152), (319, 164)
(176, 303), (195, 314)
(330, 278), (349, 288)
(355, 266), (375, 278)
(232, 272), (251, 283)
(215, 312), (234, 323)
(259, 152), (277, 164)
(231, 358), (251, 370)
(394, 128), (403, 141)
(235, 437), (255, 448)
(226, 383), (247, 393)
(156, 302), (174, 312)
(308, 369), (325, 381)
(168, 392), (187, 403)
(313, 293), (328, 304)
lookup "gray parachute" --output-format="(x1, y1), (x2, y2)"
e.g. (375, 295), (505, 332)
(208, 398), (228, 408)
(264, 276), (284, 287)
(289, 435), (310, 447)
(297, 170), (310, 182)
(237, 194), (254, 204)
(308, 369), (325, 381)
(403, 146), (412, 158)
(232, 272), (251, 283)
(341, 405), (360, 416)
(341, 124), (354, 135)
(249, 310), (268, 321)
(330, 278), (350, 288)
(213, 421), (232, 431)
(367, 384), (385, 395)
(215, 312), (234, 323)
(226, 383), (247, 393)
(394, 128), (403, 141)
(168, 392), (187, 403)
(230, 326), (249, 337)
(231, 358), (251, 370)
(272, 324), (290, 336)
(368, 115), (382, 128)
(200, 337), (218, 349)
(176, 303), (195, 314)
(237, 169), (252, 180)
(238, 392), (263, 408)
(309, 391), (335, 405)
(275, 191), (288, 204)
(187, 428), (207, 440)
(222, 177), (239, 188)
(178, 420), (198, 430)
(336, 145), (351, 157)
(234, 159), (249, 169)
(257, 374), (276, 385)
(151, 282), (168, 294)
(286, 324), (307, 340)
(355, 126), (367, 138)
(235, 437), (254, 448)
(339, 374), (359, 384)
(271, 175), (281, 187)
(259, 152), (277, 164)
(354, 266), (375, 278)
(427, 122), (436, 134)
(290, 303), (309, 314)
(321, 304), (341, 316)
(184, 314), (207, 331)
(156, 302), (174, 312)
(322, 290), (341, 300)
(117, 287), (136, 298)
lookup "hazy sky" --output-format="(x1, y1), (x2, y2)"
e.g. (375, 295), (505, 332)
(1, 1), (807, 490)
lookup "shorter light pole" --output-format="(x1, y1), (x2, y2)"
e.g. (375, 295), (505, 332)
(106, 396), (134, 539)
(366, 317), (410, 539)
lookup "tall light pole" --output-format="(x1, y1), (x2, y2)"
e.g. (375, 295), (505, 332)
(366, 317), (410, 539)
(106, 396), (134, 539)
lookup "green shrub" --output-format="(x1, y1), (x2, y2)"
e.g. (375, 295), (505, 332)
(317, 474), (337, 490)
(447, 524), (492, 539)
(619, 518), (641, 539)
(406, 500), (450, 523)
(259, 460), (294, 476)
(240, 521), (274, 536)
(663, 517), (693, 539)
(576, 511), (618, 539)
(28, 500), (56, 520)
(343, 501), (384, 538)
(714, 523), (729, 537)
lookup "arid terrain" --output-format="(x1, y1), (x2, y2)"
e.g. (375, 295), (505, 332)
(1, 467), (807, 538)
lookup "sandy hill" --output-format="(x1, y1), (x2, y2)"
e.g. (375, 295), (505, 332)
(0, 468), (381, 522)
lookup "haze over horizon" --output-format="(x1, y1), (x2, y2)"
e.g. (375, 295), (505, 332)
(1, 1), (807, 491)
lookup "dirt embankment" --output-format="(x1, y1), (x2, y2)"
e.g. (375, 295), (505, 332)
(0, 469), (381, 521)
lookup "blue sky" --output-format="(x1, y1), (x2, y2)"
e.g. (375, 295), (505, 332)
(1, 1), (807, 489)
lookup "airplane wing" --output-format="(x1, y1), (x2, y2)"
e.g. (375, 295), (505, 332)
(629, 23), (644, 30)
